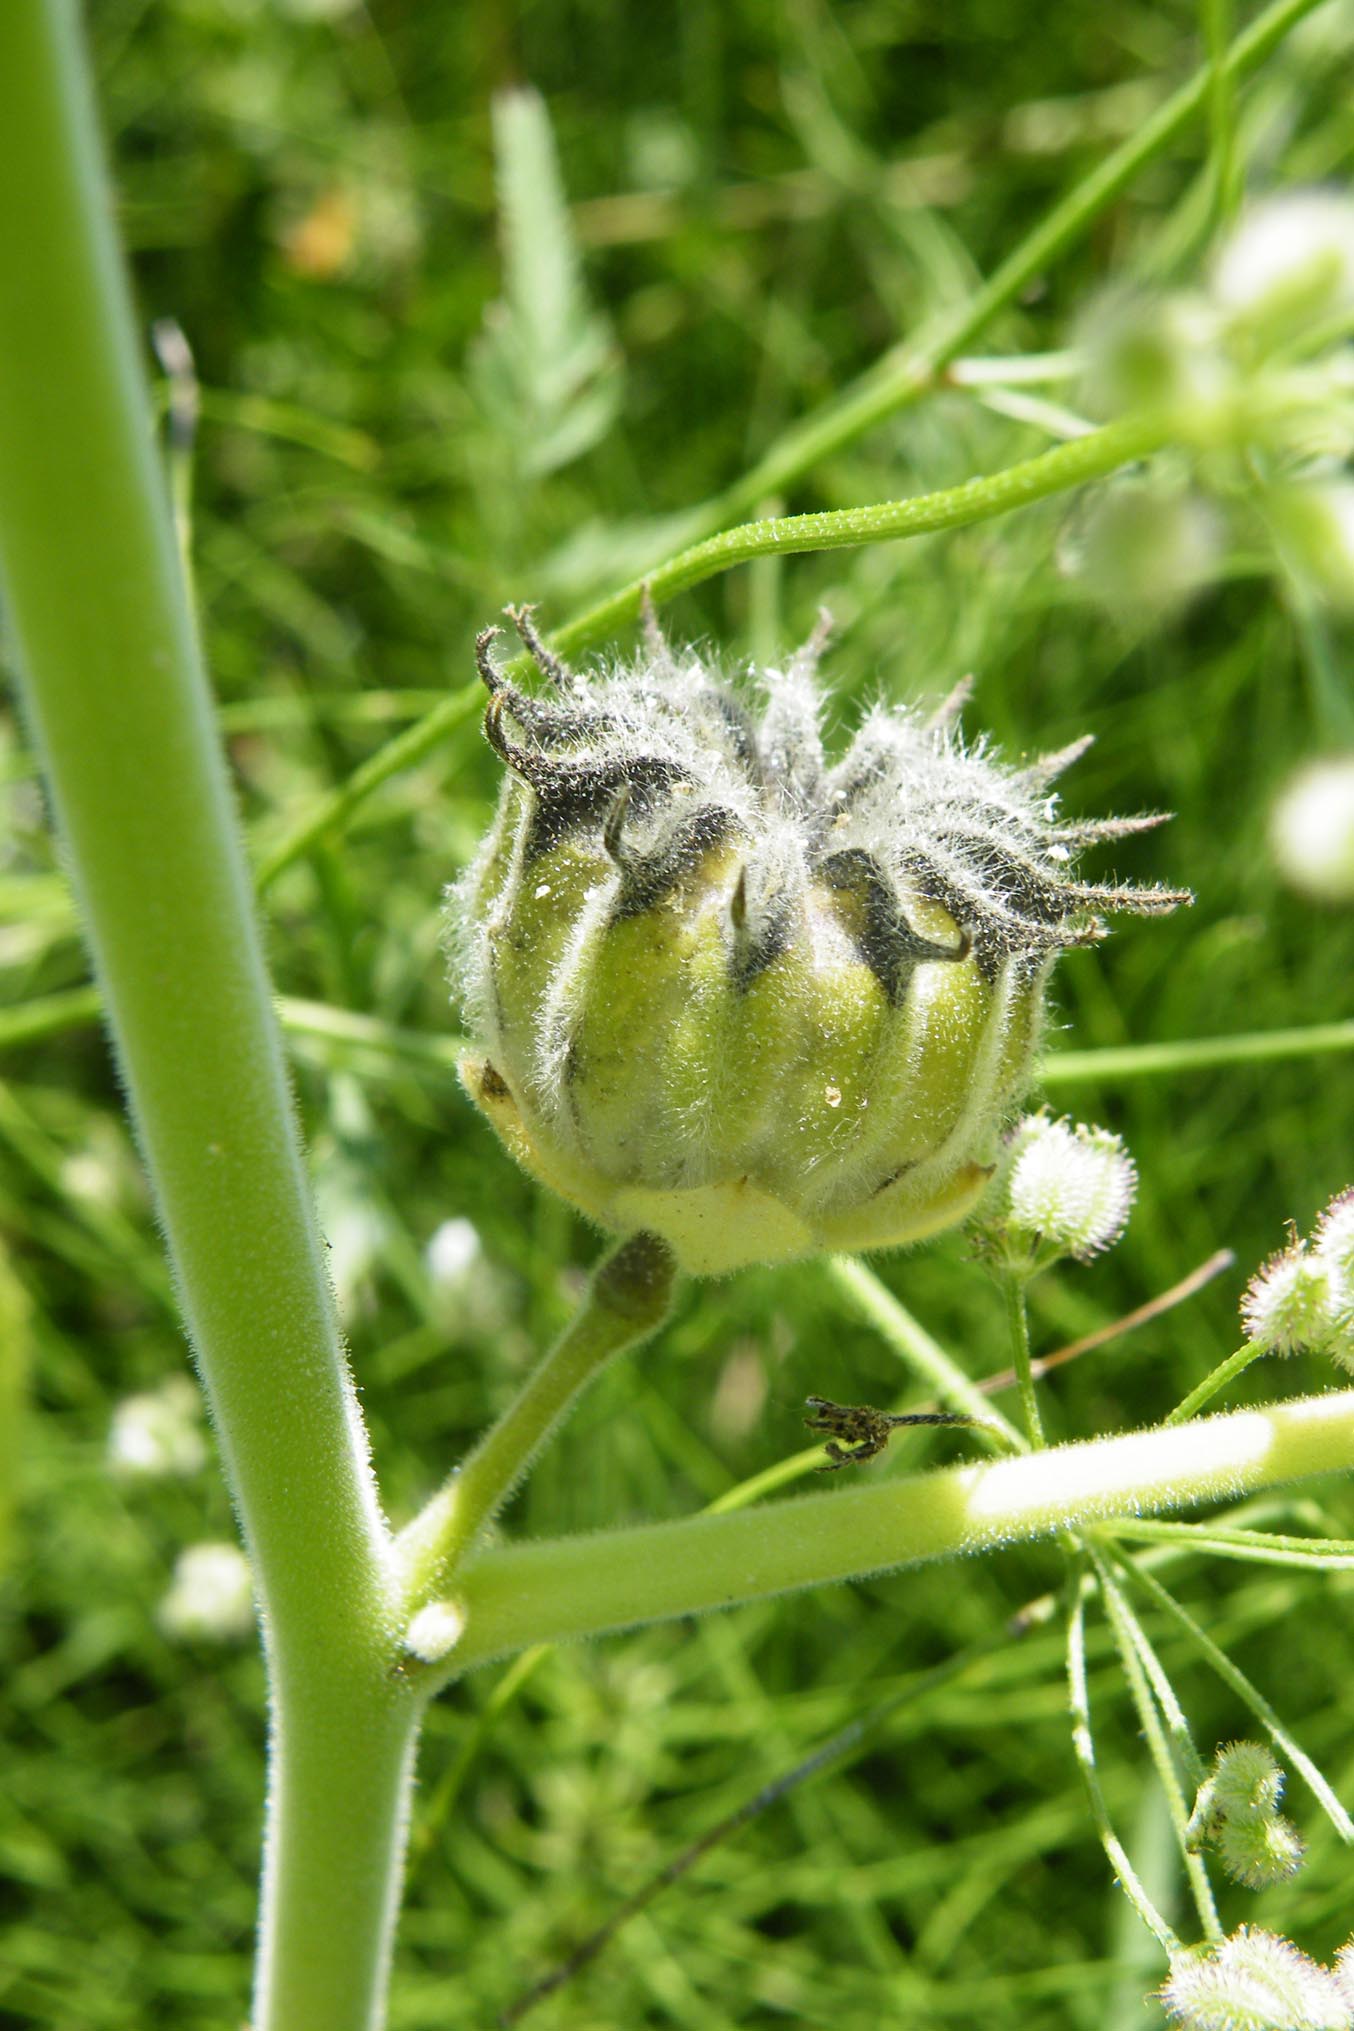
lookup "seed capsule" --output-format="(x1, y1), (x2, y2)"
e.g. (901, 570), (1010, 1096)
(448, 608), (1186, 1276)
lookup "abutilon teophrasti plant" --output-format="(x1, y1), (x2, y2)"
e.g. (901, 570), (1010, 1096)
(450, 607), (1189, 1273)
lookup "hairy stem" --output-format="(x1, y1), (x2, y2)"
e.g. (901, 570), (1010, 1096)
(1166, 1343), (1268, 1425)
(0, 11), (407, 2027)
(431, 1389), (1354, 1677)
(396, 1232), (677, 1605)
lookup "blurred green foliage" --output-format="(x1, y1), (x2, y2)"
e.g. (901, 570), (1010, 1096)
(2, 0), (1354, 2024)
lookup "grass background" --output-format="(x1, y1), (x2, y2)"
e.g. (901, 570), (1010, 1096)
(2, 0), (1354, 2024)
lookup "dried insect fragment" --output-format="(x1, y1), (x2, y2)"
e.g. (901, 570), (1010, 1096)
(804, 1395), (976, 1471)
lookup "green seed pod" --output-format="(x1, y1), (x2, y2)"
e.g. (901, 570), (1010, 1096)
(449, 607), (1186, 1276)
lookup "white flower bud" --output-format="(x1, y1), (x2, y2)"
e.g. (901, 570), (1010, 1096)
(1271, 756), (1354, 901)
(1079, 287), (1228, 417)
(158, 1542), (255, 1643)
(1241, 1244), (1341, 1356)
(1001, 1112), (1137, 1265)
(1162, 1928), (1350, 2031)
(424, 1216), (513, 1338)
(1213, 191), (1354, 343)
(1333, 1938), (1354, 2013)
(108, 1374), (207, 1479)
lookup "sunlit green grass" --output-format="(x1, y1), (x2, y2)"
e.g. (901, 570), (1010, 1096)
(3, 0), (1354, 2024)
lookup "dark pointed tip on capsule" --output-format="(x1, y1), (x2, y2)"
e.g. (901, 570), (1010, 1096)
(505, 603), (576, 692)
(730, 866), (747, 929)
(475, 625), (505, 693)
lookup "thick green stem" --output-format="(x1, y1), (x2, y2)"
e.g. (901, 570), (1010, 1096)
(0, 11), (407, 2028)
(436, 1390), (1354, 1675)
(396, 1233), (677, 1605)
(259, 1678), (420, 2031)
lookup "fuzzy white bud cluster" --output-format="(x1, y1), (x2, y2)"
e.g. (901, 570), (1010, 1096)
(1162, 1927), (1351, 2031)
(978, 1109), (1137, 1274)
(449, 609), (1184, 1275)
(1003, 1112), (1137, 1263)
(1241, 1189), (1354, 1364)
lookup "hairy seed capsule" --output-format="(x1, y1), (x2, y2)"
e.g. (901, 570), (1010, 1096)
(448, 607), (1187, 1276)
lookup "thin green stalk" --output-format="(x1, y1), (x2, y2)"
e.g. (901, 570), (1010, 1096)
(1088, 1546), (1220, 1942)
(433, 1389), (1354, 1677)
(1042, 1019), (1354, 1085)
(1166, 1343), (1268, 1425)
(396, 1233), (677, 1605)
(1091, 1549), (1206, 1789)
(0, 11), (409, 2029)
(550, 412), (1172, 660)
(1065, 1563), (1182, 1955)
(1003, 1275), (1046, 1448)
(1110, 1549), (1354, 1843)
(1106, 1519), (1354, 1570)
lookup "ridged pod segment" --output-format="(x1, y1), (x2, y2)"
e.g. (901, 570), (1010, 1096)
(448, 607), (1187, 1275)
